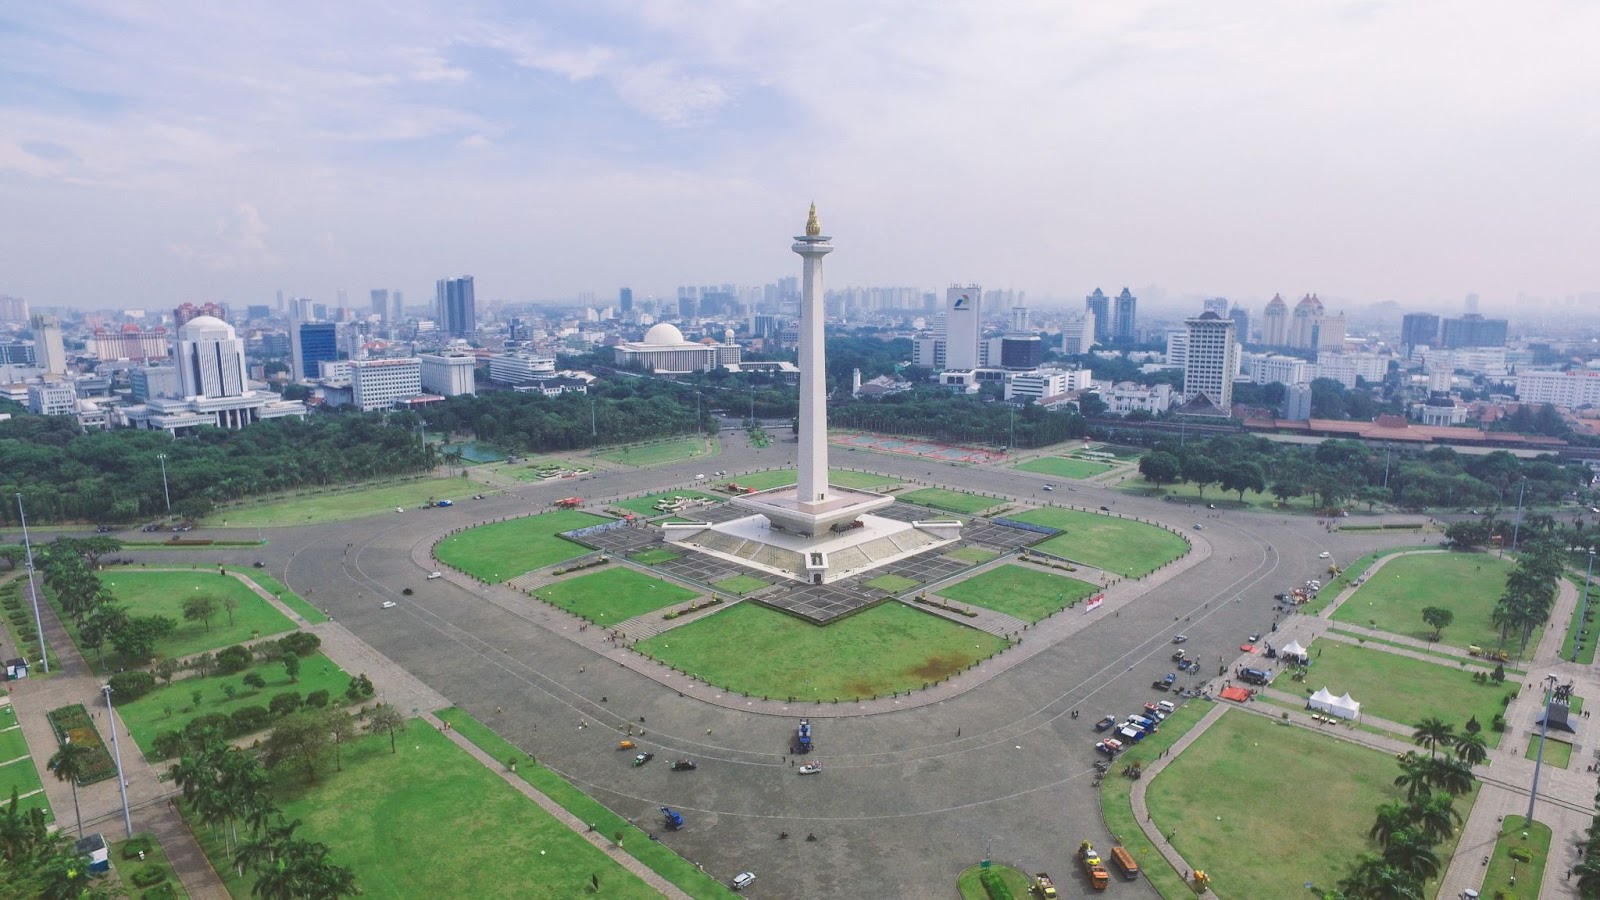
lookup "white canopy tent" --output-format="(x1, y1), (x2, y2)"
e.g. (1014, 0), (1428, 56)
(1280, 639), (1309, 663)
(1308, 687), (1362, 720)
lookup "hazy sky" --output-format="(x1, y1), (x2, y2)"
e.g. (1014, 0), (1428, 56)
(2, 1), (1596, 311)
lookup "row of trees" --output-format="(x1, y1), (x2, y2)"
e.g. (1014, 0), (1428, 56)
(1327, 718), (1482, 899)
(830, 391), (1090, 449)
(40, 537), (178, 664)
(1489, 533), (1568, 656)
(1135, 435), (1592, 512)
(0, 411), (431, 525)
(419, 377), (716, 451)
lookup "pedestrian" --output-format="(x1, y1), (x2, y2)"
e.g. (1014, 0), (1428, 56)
(957, 727), (962, 736)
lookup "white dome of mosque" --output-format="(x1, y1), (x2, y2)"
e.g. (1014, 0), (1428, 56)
(642, 323), (688, 346)
(724, 328), (735, 343)
(177, 315), (236, 340)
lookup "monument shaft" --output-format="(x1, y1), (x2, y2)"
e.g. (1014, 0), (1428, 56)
(793, 211), (833, 507)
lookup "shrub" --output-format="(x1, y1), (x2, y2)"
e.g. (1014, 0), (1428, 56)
(304, 689), (330, 709)
(241, 672), (266, 691)
(268, 692), (303, 717)
(121, 836), (153, 859)
(215, 645), (252, 675)
(278, 631), (322, 658)
(152, 731), (185, 761)
(108, 671), (157, 702)
(345, 674), (375, 701)
(979, 868), (1015, 900)
(1509, 847), (1533, 863)
(183, 713), (230, 739)
(131, 865), (168, 888)
(228, 706), (272, 737)
(143, 884), (177, 900)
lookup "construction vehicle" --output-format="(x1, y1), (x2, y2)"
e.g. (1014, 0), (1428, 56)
(660, 807), (684, 830)
(554, 497), (583, 509)
(1079, 840), (1110, 890)
(796, 718), (813, 753)
(1109, 845), (1139, 879)
(1032, 872), (1058, 899)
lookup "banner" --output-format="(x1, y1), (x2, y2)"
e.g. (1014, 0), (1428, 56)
(1085, 593), (1105, 612)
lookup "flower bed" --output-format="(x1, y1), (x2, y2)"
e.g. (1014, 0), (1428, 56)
(45, 704), (118, 784)
(662, 597), (724, 620)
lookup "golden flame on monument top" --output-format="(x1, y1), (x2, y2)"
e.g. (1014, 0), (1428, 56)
(805, 202), (821, 237)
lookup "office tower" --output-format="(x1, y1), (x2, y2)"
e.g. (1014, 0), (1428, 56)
(1228, 305), (1250, 345)
(1085, 288), (1110, 343)
(0, 296), (29, 323)
(1288, 294), (1324, 351)
(619, 287), (634, 314)
(1282, 382), (1313, 420)
(1400, 313), (1440, 354)
(435, 276), (476, 337)
(1183, 312), (1238, 412)
(391, 291), (405, 323)
(1112, 288), (1138, 343)
(245, 305), (271, 320)
(944, 284), (982, 370)
(275, 290), (285, 311)
(1203, 297), (1230, 317)
(176, 315), (248, 399)
(1439, 314), (1508, 349)
(292, 297), (315, 320)
(1060, 312), (1095, 355)
(1165, 331), (1190, 369)
(1010, 305), (1030, 334)
(1261, 294), (1289, 347)
(294, 322), (338, 379)
(174, 302), (226, 328)
(420, 353), (477, 396)
(371, 289), (390, 321)
(31, 314), (67, 375)
(350, 358), (422, 411)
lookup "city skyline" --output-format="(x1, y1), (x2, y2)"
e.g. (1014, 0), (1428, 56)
(2, 2), (1597, 310)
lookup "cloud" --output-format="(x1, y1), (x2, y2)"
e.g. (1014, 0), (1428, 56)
(169, 202), (280, 270)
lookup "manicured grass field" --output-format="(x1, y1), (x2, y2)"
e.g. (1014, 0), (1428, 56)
(936, 564), (1098, 623)
(628, 548), (682, 565)
(196, 726), (662, 900)
(533, 568), (697, 624)
(435, 708), (735, 898)
(0, 726), (30, 763)
(1563, 571), (1598, 665)
(898, 488), (995, 515)
(1145, 709), (1406, 899)
(595, 436), (718, 467)
(247, 571), (329, 624)
(1481, 815), (1549, 900)
(113, 833), (192, 900)
(434, 510), (611, 583)
(1302, 641), (1510, 746)
(711, 574), (768, 596)
(944, 546), (998, 564)
(865, 574), (920, 593)
(1013, 457), (1113, 479)
(637, 602), (1009, 699)
(731, 468), (904, 491)
(1010, 507), (1189, 577)
(0, 756), (44, 802)
(613, 490), (724, 518)
(204, 478), (490, 527)
(1332, 551), (1525, 652)
(1098, 702), (1208, 899)
(1525, 734), (1573, 768)
(118, 651), (354, 758)
(55, 571), (295, 672)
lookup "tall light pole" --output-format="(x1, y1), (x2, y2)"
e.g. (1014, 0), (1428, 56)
(101, 684), (133, 838)
(1510, 475), (1527, 553)
(1576, 550), (1597, 663)
(1382, 442), (1392, 489)
(1527, 672), (1559, 823)
(156, 453), (172, 519)
(589, 396), (597, 455)
(15, 494), (47, 673)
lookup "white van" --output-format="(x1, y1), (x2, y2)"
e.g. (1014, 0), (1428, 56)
(427, 571), (443, 580)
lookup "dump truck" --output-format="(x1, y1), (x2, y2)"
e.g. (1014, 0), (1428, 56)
(554, 497), (583, 509)
(1109, 845), (1139, 879)
(1079, 841), (1110, 890)
(1032, 872), (1058, 899)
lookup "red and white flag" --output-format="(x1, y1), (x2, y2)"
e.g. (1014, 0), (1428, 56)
(1085, 593), (1105, 612)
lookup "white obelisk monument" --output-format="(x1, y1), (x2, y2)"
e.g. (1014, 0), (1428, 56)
(794, 203), (832, 506)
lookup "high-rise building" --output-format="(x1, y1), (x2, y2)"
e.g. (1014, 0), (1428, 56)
(390, 291), (405, 323)
(370, 289), (390, 322)
(1439, 314), (1508, 349)
(1112, 288), (1138, 343)
(1010, 305), (1030, 334)
(1261, 294), (1289, 347)
(420, 353), (477, 397)
(1288, 294), (1324, 351)
(1183, 311), (1237, 412)
(1228, 305), (1250, 344)
(619, 287), (634, 314)
(350, 358), (422, 411)
(0, 296), (29, 323)
(1400, 313), (1441, 354)
(175, 302), (226, 328)
(1202, 297), (1230, 317)
(176, 315), (248, 399)
(293, 322), (338, 379)
(130, 364), (182, 402)
(435, 276), (476, 337)
(1165, 331), (1190, 369)
(30, 314), (67, 375)
(91, 324), (170, 361)
(944, 284), (982, 370)
(1282, 382), (1313, 420)
(1060, 312), (1095, 355)
(1085, 289), (1110, 343)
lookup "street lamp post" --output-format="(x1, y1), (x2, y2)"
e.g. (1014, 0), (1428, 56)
(1527, 673), (1559, 823)
(156, 453), (172, 519)
(101, 684), (133, 839)
(1576, 550), (1598, 664)
(1509, 476), (1527, 553)
(14, 494), (48, 673)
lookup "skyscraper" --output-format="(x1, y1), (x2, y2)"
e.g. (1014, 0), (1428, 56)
(294, 322), (338, 379)
(174, 302), (226, 328)
(619, 287), (634, 314)
(370, 289), (390, 321)
(30, 314), (66, 375)
(176, 315), (248, 399)
(1439, 314), (1508, 349)
(1400, 313), (1440, 353)
(944, 284), (982, 370)
(1228, 305), (1251, 345)
(1085, 288), (1110, 343)
(1061, 312), (1095, 355)
(1202, 297), (1230, 317)
(1261, 294), (1289, 347)
(435, 276), (476, 337)
(1183, 311), (1237, 413)
(1288, 294), (1324, 351)
(1112, 288), (1138, 343)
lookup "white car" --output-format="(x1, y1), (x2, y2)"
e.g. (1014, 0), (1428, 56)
(427, 571), (443, 580)
(732, 871), (756, 891)
(798, 762), (823, 775)
(381, 601), (397, 609)
(395, 507), (404, 513)
(1318, 551), (1331, 559)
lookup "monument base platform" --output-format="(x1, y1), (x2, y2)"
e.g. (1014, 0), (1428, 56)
(663, 510), (960, 585)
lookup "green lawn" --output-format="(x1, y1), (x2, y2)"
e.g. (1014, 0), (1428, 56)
(937, 564), (1098, 623)
(897, 488), (995, 515)
(710, 574), (768, 596)
(194, 726), (663, 900)
(434, 510), (611, 583)
(730, 468), (903, 491)
(1563, 571), (1599, 665)
(1145, 709), (1407, 900)
(629, 548), (682, 565)
(1010, 507), (1189, 577)
(595, 436), (718, 467)
(247, 571), (329, 624)
(944, 546), (998, 564)
(1481, 816), (1549, 900)
(1310, 546), (1430, 616)
(612, 490), (724, 518)
(203, 478), (491, 527)
(54, 571), (295, 672)
(113, 833), (192, 900)
(533, 568), (697, 624)
(865, 574), (920, 594)
(1013, 457), (1113, 479)
(956, 863), (1032, 899)
(504, 460), (590, 482)
(638, 602), (1008, 699)
(1303, 641), (1511, 746)
(1525, 734), (1572, 768)
(1332, 552), (1524, 653)
(1098, 702), (1209, 899)
(435, 708), (736, 899)
(0, 726), (29, 763)
(0, 756), (44, 801)
(118, 651), (354, 758)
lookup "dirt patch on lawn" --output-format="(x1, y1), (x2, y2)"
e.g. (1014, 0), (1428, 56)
(908, 652), (967, 681)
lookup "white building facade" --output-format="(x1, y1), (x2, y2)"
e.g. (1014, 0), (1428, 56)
(1182, 312), (1238, 410)
(420, 353), (476, 397)
(1516, 369), (1600, 408)
(350, 358), (423, 411)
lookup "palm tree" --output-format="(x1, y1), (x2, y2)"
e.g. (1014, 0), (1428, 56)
(1382, 828), (1442, 885)
(1338, 854), (1423, 900)
(1408, 792), (1461, 843)
(1425, 756), (1475, 797)
(1411, 717), (1455, 759)
(47, 741), (93, 837)
(1369, 801), (1413, 849)
(1393, 752), (1433, 801)
(1574, 855), (1600, 898)
(1452, 732), (1488, 768)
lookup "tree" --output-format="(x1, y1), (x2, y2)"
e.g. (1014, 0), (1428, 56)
(243, 672), (267, 691)
(1381, 827), (1441, 884)
(1393, 752), (1432, 800)
(1408, 791), (1461, 843)
(110, 614), (177, 663)
(366, 703), (406, 754)
(1138, 451), (1181, 489)
(1181, 455), (1221, 499)
(1411, 718), (1455, 759)
(260, 711), (331, 782)
(1452, 732), (1488, 768)
(184, 594), (220, 633)
(155, 656), (183, 686)
(1221, 460), (1266, 502)
(1424, 756), (1475, 797)
(221, 593), (241, 627)
(47, 742), (94, 837)
(1337, 854), (1422, 900)
(1369, 801), (1411, 849)
(326, 711), (358, 773)
(282, 651), (300, 684)
(1420, 607), (1454, 642)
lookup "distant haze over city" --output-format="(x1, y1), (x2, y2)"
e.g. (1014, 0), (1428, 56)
(2, 2), (1596, 312)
